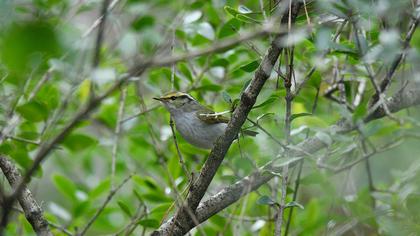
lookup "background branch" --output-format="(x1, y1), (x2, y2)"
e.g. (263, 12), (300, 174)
(0, 155), (52, 236)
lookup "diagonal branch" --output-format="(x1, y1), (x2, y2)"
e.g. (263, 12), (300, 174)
(370, 14), (420, 104)
(0, 155), (52, 236)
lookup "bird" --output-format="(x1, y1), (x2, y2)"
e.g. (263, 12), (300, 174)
(154, 91), (257, 149)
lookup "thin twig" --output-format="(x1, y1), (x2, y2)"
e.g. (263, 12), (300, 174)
(352, 21), (401, 123)
(246, 118), (287, 148)
(93, 0), (111, 67)
(292, 20), (348, 98)
(78, 174), (133, 236)
(169, 118), (190, 180)
(329, 140), (403, 173)
(6, 136), (40, 146)
(121, 105), (159, 124)
(82, 0), (123, 38)
(112, 203), (146, 236)
(275, 45), (294, 236)
(374, 15), (420, 102)
(284, 86), (320, 236)
(48, 222), (73, 236)
(129, 24), (291, 75)
(111, 87), (127, 189)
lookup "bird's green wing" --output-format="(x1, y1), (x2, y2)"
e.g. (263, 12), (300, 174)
(196, 107), (229, 124)
(196, 107), (259, 136)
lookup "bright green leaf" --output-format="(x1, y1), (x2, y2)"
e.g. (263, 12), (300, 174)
(290, 112), (312, 121)
(117, 200), (133, 217)
(239, 60), (260, 72)
(16, 101), (49, 122)
(138, 219), (159, 228)
(52, 174), (77, 202)
(285, 201), (304, 209)
(62, 134), (97, 152)
(178, 63), (193, 82)
(131, 15), (155, 31)
(257, 195), (277, 206)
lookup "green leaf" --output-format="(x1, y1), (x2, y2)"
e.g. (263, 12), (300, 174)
(133, 175), (159, 190)
(194, 84), (222, 91)
(117, 200), (133, 217)
(308, 70), (322, 88)
(175, 29), (186, 40)
(149, 203), (172, 215)
(131, 15), (155, 31)
(62, 134), (97, 152)
(330, 42), (358, 57)
(89, 178), (111, 199)
(290, 112), (312, 121)
(52, 174), (77, 202)
(257, 196), (277, 206)
(353, 103), (367, 121)
(16, 101), (49, 122)
(218, 18), (241, 38)
(253, 94), (280, 109)
(10, 146), (33, 170)
(133, 189), (144, 203)
(271, 157), (303, 169)
(224, 6), (240, 17)
(256, 113), (275, 122)
(236, 14), (261, 24)
(205, 4), (220, 25)
(142, 192), (173, 203)
(178, 63), (193, 82)
(285, 201), (304, 209)
(239, 60), (260, 72)
(35, 84), (60, 109)
(222, 91), (232, 104)
(138, 219), (159, 228)
(0, 21), (62, 74)
(74, 200), (90, 218)
(191, 33), (211, 46)
(211, 58), (230, 68)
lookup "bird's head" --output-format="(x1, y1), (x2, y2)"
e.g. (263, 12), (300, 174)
(153, 91), (198, 113)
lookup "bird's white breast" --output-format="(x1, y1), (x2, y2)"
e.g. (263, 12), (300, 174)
(171, 112), (227, 149)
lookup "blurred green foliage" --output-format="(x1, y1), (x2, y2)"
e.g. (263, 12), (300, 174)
(1, 0), (420, 235)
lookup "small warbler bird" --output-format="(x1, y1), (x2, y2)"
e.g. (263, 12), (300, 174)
(154, 91), (257, 149)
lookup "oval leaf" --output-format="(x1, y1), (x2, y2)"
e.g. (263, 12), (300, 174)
(117, 200), (132, 217)
(257, 195), (277, 206)
(16, 101), (49, 122)
(290, 112), (312, 121)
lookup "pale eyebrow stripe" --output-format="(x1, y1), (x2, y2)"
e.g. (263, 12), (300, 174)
(185, 94), (195, 101)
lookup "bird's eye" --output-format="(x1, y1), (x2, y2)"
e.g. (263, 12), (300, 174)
(170, 96), (176, 100)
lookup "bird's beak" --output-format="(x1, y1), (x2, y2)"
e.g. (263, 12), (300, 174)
(153, 97), (162, 101)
